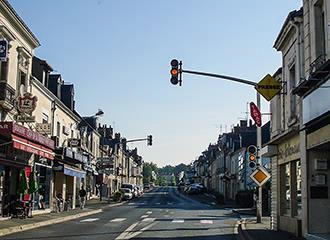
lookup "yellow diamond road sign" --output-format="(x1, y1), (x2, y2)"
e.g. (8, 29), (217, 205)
(250, 166), (271, 187)
(255, 74), (282, 101)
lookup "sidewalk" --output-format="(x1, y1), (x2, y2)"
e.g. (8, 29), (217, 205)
(0, 198), (124, 237)
(236, 216), (305, 240)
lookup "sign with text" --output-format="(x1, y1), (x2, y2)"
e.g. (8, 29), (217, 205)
(68, 138), (81, 148)
(36, 123), (52, 135)
(255, 74), (282, 101)
(17, 93), (38, 115)
(250, 102), (262, 127)
(0, 39), (8, 61)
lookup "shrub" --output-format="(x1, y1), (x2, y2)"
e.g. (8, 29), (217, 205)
(113, 191), (123, 202)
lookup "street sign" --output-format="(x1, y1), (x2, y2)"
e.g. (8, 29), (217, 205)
(250, 102), (262, 127)
(255, 74), (282, 101)
(250, 166), (271, 187)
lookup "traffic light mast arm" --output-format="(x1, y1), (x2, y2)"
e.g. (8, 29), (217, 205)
(181, 69), (257, 87)
(126, 138), (147, 143)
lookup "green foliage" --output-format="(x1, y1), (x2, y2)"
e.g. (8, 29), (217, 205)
(113, 191), (123, 202)
(142, 162), (158, 184)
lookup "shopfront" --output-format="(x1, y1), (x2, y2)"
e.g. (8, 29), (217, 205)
(0, 122), (54, 217)
(277, 134), (302, 236)
(303, 79), (330, 238)
(53, 148), (85, 209)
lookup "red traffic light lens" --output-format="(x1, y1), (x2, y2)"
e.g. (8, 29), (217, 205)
(170, 69), (178, 76)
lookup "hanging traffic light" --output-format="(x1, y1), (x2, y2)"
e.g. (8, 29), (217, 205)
(247, 145), (257, 168)
(147, 135), (153, 146)
(170, 59), (179, 85)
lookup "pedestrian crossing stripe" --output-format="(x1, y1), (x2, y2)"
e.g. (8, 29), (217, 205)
(110, 218), (126, 222)
(140, 215), (149, 218)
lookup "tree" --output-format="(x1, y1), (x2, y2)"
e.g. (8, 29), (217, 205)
(143, 162), (158, 184)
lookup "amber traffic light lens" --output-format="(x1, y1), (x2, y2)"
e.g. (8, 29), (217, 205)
(249, 155), (256, 161)
(171, 69), (178, 75)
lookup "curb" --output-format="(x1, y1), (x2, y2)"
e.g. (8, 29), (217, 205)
(235, 218), (254, 240)
(0, 201), (125, 237)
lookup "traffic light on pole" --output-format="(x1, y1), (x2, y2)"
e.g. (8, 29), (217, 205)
(247, 145), (257, 168)
(147, 135), (153, 146)
(170, 59), (179, 85)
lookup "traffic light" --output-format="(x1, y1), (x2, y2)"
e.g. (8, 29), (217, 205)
(147, 135), (153, 146)
(170, 59), (179, 85)
(247, 145), (258, 168)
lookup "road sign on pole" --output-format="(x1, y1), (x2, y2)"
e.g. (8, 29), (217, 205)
(250, 166), (271, 187)
(255, 74), (282, 101)
(250, 102), (262, 127)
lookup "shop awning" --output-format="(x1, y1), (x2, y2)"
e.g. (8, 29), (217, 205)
(12, 135), (54, 160)
(64, 165), (86, 178)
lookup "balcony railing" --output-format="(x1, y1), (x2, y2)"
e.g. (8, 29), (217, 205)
(0, 81), (16, 110)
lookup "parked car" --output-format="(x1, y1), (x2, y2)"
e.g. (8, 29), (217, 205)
(185, 185), (200, 195)
(120, 188), (133, 200)
(136, 185), (144, 196)
(122, 183), (135, 192)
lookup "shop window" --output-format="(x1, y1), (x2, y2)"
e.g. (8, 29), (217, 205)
(281, 163), (291, 216)
(295, 160), (302, 217)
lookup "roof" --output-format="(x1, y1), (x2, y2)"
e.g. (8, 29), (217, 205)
(2, 0), (40, 46)
(274, 8), (303, 49)
(33, 56), (53, 71)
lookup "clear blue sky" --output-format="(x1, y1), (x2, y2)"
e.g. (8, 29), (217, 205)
(10, 0), (302, 167)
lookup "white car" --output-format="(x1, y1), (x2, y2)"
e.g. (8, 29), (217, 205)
(120, 188), (133, 200)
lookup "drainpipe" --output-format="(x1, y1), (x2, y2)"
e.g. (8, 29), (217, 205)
(290, 17), (304, 83)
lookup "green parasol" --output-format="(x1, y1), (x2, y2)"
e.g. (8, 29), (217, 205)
(28, 171), (38, 194)
(18, 169), (28, 194)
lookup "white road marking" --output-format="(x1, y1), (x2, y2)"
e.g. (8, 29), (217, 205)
(200, 220), (213, 224)
(172, 219), (184, 223)
(140, 215), (149, 218)
(80, 218), (99, 222)
(142, 218), (156, 222)
(155, 202), (161, 205)
(168, 202), (173, 205)
(128, 203), (135, 205)
(146, 211), (152, 214)
(115, 222), (139, 240)
(110, 218), (126, 222)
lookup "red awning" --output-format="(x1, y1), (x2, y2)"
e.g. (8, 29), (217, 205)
(12, 135), (54, 160)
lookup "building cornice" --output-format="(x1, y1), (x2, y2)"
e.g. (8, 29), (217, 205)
(31, 77), (80, 122)
(0, 0), (40, 48)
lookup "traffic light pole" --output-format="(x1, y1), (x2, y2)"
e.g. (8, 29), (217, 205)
(180, 68), (263, 223)
(256, 92), (262, 223)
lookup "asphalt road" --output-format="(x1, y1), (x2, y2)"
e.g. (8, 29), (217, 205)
(1, 187), (238, 240)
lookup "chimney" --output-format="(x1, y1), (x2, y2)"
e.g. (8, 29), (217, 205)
(240, 120), (247, 128)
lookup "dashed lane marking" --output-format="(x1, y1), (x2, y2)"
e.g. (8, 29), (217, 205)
(200, 220), (213, 224)
(128, 203), (135, 205)
(140, 215), (149, 218)
(155, 202), (161, 205)
(142, 218), (156, 222)
(110, 218), (126, 222)
(80, 218), (99, 222)
(146, 211), (152, 214)
(172, 219), (184, 223)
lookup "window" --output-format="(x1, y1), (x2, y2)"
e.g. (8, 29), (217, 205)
(71, 130), (74, 138)
(295, 160), (302, 217)
(314, 0), (326, 58)
(281, 163), (291, 216)
(56, 122), (61, 138)
(42, 113), (49, 124)
(0, 61), (8, 81)
(289, 64), (296, 117)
